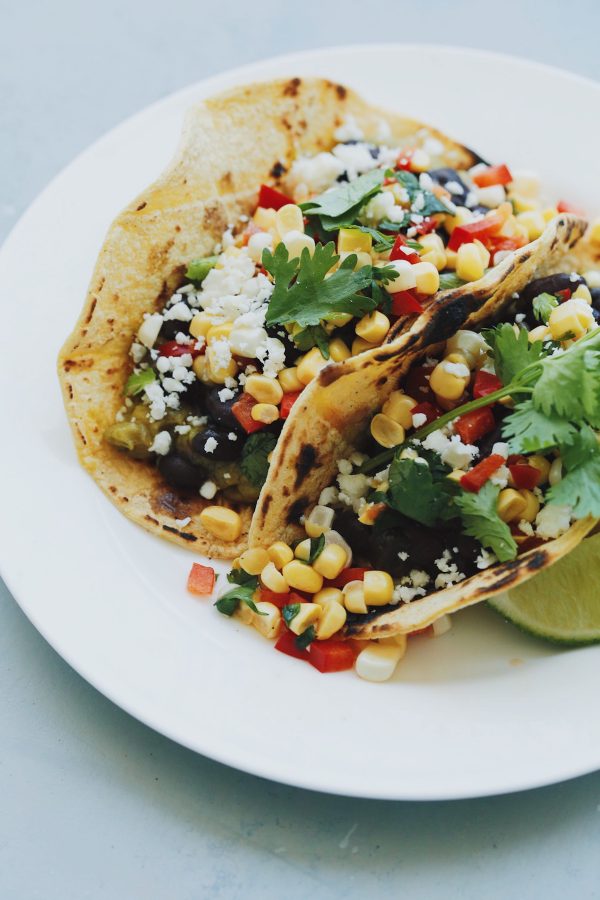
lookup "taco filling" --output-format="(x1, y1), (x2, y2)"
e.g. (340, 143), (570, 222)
(205, 264), (600, 680)
(105, 120), (563, 514)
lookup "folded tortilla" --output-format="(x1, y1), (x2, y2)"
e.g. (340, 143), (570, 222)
(250, 214), (598, 635)
(57, 77), (485, 558)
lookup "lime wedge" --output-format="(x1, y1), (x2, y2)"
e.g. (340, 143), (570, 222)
(488, 533), (600, 645)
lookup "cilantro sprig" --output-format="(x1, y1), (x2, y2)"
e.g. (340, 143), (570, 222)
(240, 432), (278, 488)
(300, 169), (384, 231)
(214, 569), (265, 617)
(454, 482), (517, 562)
(532, 292), (559, 324)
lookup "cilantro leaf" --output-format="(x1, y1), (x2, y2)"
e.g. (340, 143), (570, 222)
(483, 323), (544, 386)
(227, 568), (256, 586)
(454, 482), (518, 562)
(532, 330), (600, 428)
(532, 292), (559, 324)
(386, 453), (455, 527)
(125, 368), (155, 396)
(502, 399), (577, 454)
(296, 626), (316, 650)
(215, 575), (264, 617)
(282, 603), (301, 627)
(439, 272), (467, 291)
(186, 256), (218, 283)
(240, 432), (278, 488)
(308, 534), (326, 564)
(302, 169), (384, 219)
(293, 324), (331, 358)
(546, 425), (600, 518)
(389, 169), (452, 217)
(263, 242), (376, 328)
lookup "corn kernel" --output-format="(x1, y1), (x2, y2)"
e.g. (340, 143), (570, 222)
(260, 561), (289, 594)
(294, 539), (311, 561)
(446, 469), (464, 483)
(206, 345), (238, 383)
(549, 299), (595, 341)
(510, 171), (541, 198)
(528, 325), (550, 342)
(253, 206), (277, 230)
(473, 239), (491, 268)
(445, 248), (458, 269)
(355, 310), (391, 344)
(385, 260), (418, 292)
(352, 337), (378, 356)
(509, 192), (539, 213)
(549, 458), (563, 486)
(583, 269), (600, 288)
(446, 330), (489, 368)
(192, 354), (211, 382)
(283, 230), (315, 259)
(199, 506), (242, 542)
(282, 560), (324, 594)
(251, 601), (282, 639)
(371, 413), (406, 449)
(234, 601), (255, 626)
(444, 206), (473, 235)
(328, 338), (351, 362)
(206, 322), (233, 344)
(358, 502), (385, 525)
(314, 587), (345, 607)
(245, 374), (283, 405)
(542, 207), (558, 223)
(305, 505), (335, 538)
(411, 260), (440, 295)
(338, 227), (372, 254)
(382, 391), (417, 428)
(287, 603), (321, 635)
(456, 243), (486, 282)
(588, 218), (600, 247)
(445, 351), (470, 367)
(316, 601), (347, 640)
(355, 642), (404, 682)
(297, 347), (328, 385)
(325, 312), (353, 328)
(189, 312), (215, 339)
(572, 284), (593, 304)
(527, 455), (551, 485)
(410, 148), (430, 172)
(343, 581), (368, 614)
(251, 403), (279, 424)
(239, 547), (271, 576)
(364, 570), (394, 606)
(339, 250), (373, 270)
(429, 358), (470, 401)
(275, 204), (304, 238)
(278, 367), (304, 393)
(518, 489), (540, 523)
(516, 211), (546, 241)
(497, 488), (527, 523)
(312, 544), (348, 580)
(268, 541), (294, 569)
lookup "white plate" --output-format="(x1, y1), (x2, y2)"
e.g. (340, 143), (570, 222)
(1, 45), (599, 800)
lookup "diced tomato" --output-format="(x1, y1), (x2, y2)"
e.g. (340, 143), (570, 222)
(330, 567), (371, 589)
(157, 340), (203, 359)
(403, 365), (435, 403)
(390, 234), (420, 264)
(460, 453), (505, 493)
(472, 164), (513, 188)
(557, 288), (571, 301)
(395, 149), (414, 170)
(259, 587), (290, 608)
(241, 221), (263, 246)
(231, 393), (265, 434)
(280, 391), (302, 419)
(411, 401), (442, 426)
(186, 563), (215, 596)
(308, 639), (356, 673)
(448, 211), (504, 252)
(508, 463), (541, 491)
(455, 407), (496, 444)
(258, 184), (293, 210)
(275, 629), (310, 661)
(415, 217), (438, 236)
(473, 370), (503, 399)
(391, 290), (424, 316)
(485, 234), (527, 254)
(557, 199), (585, 215)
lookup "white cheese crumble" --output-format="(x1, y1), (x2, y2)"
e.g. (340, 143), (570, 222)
(535, 504), (572, 540)
(149, 431), (172, 455)
(491, 442), (510, 459)
(204, 437), (218, 454)
(490, 465), (510, 488)
(174, 516), (191, 528)
(137, 313), (163, 349)
(333, 114), (364, 143)
(199, 480), (218, 500)
(475, 549), (497, 570)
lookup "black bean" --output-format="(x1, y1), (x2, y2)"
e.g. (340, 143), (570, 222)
(184, 378), (207, 412)
(590, 288), (600, 312)
(205, 386), (242, 433)
(157, 453), (204, 490)
(159, 319), (187, 342)
(191, 426), (240, 461)
(520, 273), (586, 307)
(428, 168), (470, 206)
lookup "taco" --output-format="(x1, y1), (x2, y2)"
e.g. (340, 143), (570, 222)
(243, 213), (600, 669)
(59, 76), (561, 557)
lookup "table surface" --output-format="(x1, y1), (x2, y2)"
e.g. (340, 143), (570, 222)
(2, 2), (600, 897)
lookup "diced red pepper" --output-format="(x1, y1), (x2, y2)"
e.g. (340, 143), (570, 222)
(403, 365), (435, 403)
(472, 164), (512, 188)
(280, 391), (302, 419)
(330, 567), (371, 589)
(508, 463), (541, 491)
(390, 234), (420, 264)
(258, 184), (293, 210)
(231, 393), (265, 434)
(460, 453), (505, 493)
(391, 290), (424, 316)
(241, 221), (263, 246)
(448, 211), (504, 252)
(455, 407), (496, 444)
(395, 149), (414, 170)
(411, 401), (442, 426)
(275, 629), (310, 661)
(556, 288), (571, 301)
(473, 370), (503, 399)
(485, 234), (528, 254)
(186, 563), (215, 596)
(308, 639), (356, 673)
(259, 587), (290, 608)
(557, 199), (585, 215)
(157, 340), (203, 359)
(415, 217), (438, 236)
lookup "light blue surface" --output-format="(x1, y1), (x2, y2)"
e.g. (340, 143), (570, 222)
(2, 1), (600, 897)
